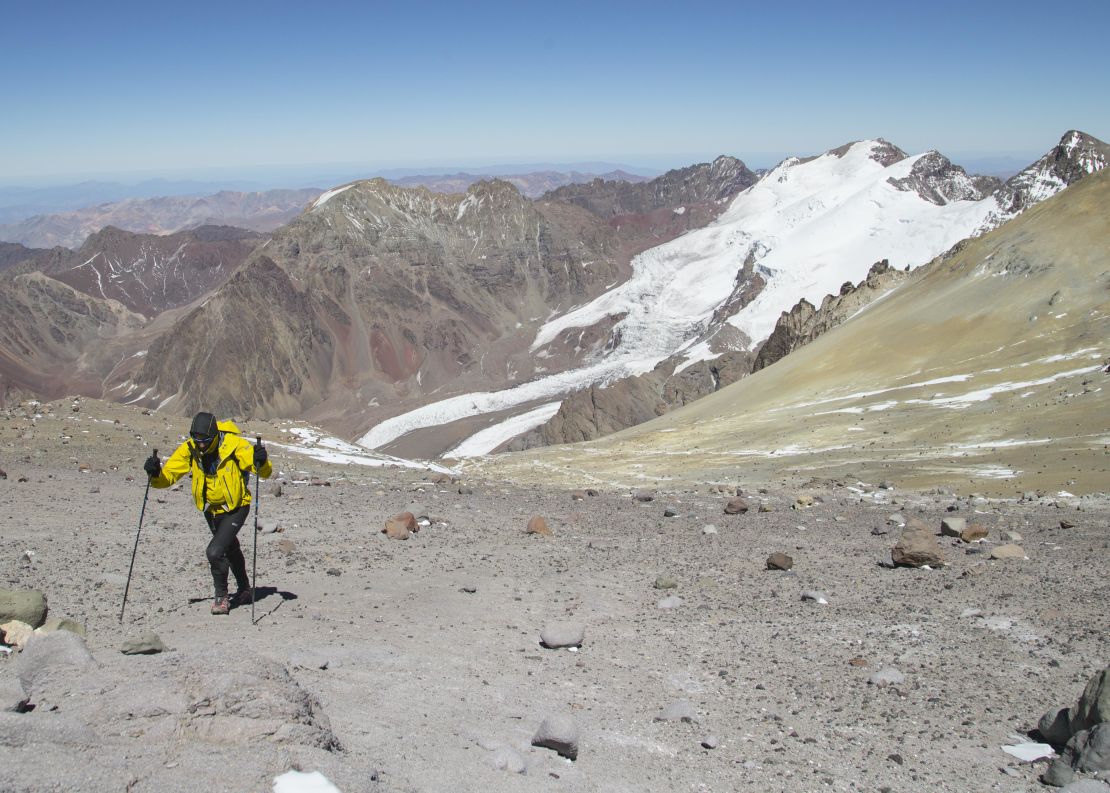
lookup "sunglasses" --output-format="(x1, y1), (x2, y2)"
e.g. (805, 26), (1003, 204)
(190, 432), (216, 444)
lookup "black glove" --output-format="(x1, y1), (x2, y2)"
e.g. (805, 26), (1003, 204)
(143, 452), (161, 478)
(254, 444), (268, 468)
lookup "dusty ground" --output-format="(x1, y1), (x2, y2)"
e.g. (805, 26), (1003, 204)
(1, 398), (1109, 792)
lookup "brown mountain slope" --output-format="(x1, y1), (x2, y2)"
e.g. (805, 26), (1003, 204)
(0, 272), (145, 402)
(42, 225), (263, 317)
(473, 167), (1110, 496)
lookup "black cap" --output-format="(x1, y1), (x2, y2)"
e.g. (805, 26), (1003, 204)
(189, 412), (218, 445)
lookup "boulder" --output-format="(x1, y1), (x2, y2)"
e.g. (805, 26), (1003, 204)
(0, 589), (48, 628)
(766, 552), (793, 571)
(16, 630), (95, 697)
(724, 497), (750, 515)
(382, 512), (416, 540)
(1, 620), (34, 649)
(121, 632), (165, 655)
(1075, 666), (1110, 733)
(540, 622), (584, 649)
(940, 517), (967, 537)
(531, 712), (579, 760)
(33, 617), (85, 638)
(892, 521), (944, 567)
(960, 524), (989, 542)
(991, 544), (1026, 560)
(1041, 706), (1076, 747)
(526, 516), (552, 537)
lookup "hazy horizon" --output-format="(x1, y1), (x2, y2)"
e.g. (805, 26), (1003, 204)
(3, 0), (1106, 189)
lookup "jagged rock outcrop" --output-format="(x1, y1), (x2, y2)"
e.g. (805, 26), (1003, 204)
(753, 260), (909, 371)
(506, 351), (751, 450)
(543, 156), (758, 218)
(988, 130), (1110, 221)
(888, 151), (1000, 205)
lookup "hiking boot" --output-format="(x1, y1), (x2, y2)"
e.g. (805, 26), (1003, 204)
(230, 587), (254, 608)
(210, 596), (230, 615)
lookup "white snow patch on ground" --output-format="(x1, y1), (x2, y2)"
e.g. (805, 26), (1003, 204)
(275, 426), (455, 474)
(312, 184), (355, 210)
(445, 401), (562, 458)
(273, 770), (343, 793)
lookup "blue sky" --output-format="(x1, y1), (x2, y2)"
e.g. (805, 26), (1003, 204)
(2, 0), (1108, 184)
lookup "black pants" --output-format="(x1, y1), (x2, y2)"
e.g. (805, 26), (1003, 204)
(204, 505), (251, 599)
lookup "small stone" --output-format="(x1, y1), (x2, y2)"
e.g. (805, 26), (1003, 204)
(793, 494), (815, 509)
(654, 575), (678, 590)
(326, 568), (340, 577)
(941, 517), (967, 537)
(724, 497), (749, 515)
(887, 513), (906, 525)
(461, 584), (477, 594)
(633, 489), (655, 502)
(1060, 780), (1110, 793)
(1060, 519), (1076, 529)
(766, 552), (793, 571)
(663, 506), (678, 518)
(526, 516), (552, 537)
(848, 656), (869, 667)
(540, 622), (585, 649)
(570, 490), (586, 501)
(654, 699), (699, 723)
(1000, 530), (1023, 542)
(869, 668), (905, 687)
(657, 595), (683, 609)
(259, 519), (280, 534)
(758, 502), (774, 513)
(879, 480), (895, 490)
(270, 483), (283, 497)
(277, 539), (296, 554)
(701, 735), (720, 749)
(991, 544), (1027, 560)
(801, 591), (828, 604)
(702, 524), (718, 535)
(532, 712), (579, 760)
(121, 632), (165, 655)
(960, 524), (989, 542)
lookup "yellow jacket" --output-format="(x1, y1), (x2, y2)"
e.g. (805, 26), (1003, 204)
(150, 420), (273, 514)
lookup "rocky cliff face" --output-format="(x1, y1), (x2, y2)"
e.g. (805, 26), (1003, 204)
(507, 351), (751, 451)
(542, 156), (758, 218)
(987, 130), (1110, 221)
(42, 225), (263, 317)
(752, 260), (909, 371)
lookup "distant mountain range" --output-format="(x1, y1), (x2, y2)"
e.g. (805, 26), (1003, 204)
(0, 170), (652, 249)
(0, 132), (1105, 463)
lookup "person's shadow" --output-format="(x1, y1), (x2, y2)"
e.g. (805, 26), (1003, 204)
(187, 587), (297, 622)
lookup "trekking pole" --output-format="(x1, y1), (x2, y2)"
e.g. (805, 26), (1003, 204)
(252, 435), (262, 624)
(120, 448), (156, 623)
